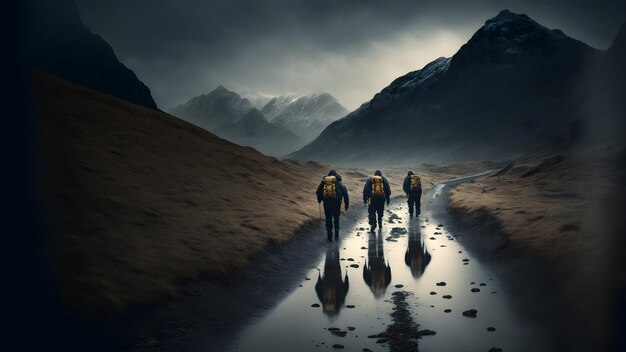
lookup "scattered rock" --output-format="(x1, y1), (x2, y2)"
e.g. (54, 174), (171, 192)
(350, 264), (360, 268)
(347, 326), (356, 331)
(363, 349), (373, 352)
(388, 213), (400, 223)
(328, 327), (340, 331)
(463, 263), (469, 265)
(470, 282), (475, 285)
(480, 283), (487, 286)
(462, 309), (478, 318)
(438, 224), (444, 227)
(458, 251), (462, 253)
(487, 327), (496, 332)
(434, 231), (442, 235)
(305, 277), (311, 280)
(471, 288), (480, 293)
(361, 246), (368, 250)
(331, 330), (347, 337)
(462, 259), (469, 262)
(417, 329), (436, 336)
(376, 338), (389, 344)
(347, 258), (355, 261)
(430, 291), (437, 295)
(390, 227), (407, 236)
(429, 237), (436, 240)
(311, 303), (320, 308)
(332, 343), (345, 349)
(346, 305), (355, 308)
(395, 284), (404, 288)
(436, 281), (446, 286)
(442, 295), (452, 299)
(444, 309), (452, 313)
(489, 348), (503, 352)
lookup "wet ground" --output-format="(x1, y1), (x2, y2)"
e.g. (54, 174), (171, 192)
(229, 178), (553, 352)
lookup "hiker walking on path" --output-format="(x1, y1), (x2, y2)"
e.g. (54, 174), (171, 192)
(363, 170), (391, 232)
(403, 169), (422, 216)
(317, 170), (349, 241)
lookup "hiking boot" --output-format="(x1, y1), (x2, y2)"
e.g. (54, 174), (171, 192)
(370, 224), (377, 232)
(409, 212), (413, 217)
(327, 232), (333, 242)
(334, 230), (339, 240)
(378, 218), (383, 227)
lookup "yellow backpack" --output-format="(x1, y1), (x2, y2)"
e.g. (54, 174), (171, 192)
(371, 176), (385, 198)
(410, 175), (421, 190)
(323, 176), (337, 199)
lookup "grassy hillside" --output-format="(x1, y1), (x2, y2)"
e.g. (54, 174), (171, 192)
(35, 73), (328, 316)
(448, 149), (625, 348)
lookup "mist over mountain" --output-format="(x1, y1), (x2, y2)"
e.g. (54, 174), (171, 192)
(291, 10), (612, 166)
(26, 0), (157, 109)
(239, 90), (275, 110)
(168, 86), (300, 156)
(170, 87), (348, 156)
(261, 93), (349, 144)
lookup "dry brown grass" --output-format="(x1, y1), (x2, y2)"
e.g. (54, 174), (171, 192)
(448, 150), (623, 346)
(36, 74), (332, 316)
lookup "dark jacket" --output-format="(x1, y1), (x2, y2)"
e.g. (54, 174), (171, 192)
(403, 171), (422, 195)
(363, 175), (391, 203)
(317, 175), (349, 209)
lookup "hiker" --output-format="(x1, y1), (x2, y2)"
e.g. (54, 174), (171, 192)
(402, 169), (422, 216)
(405, 228), (431, 278)
(362, 170), (391, 232)
(315, 245), (349, 315)
(363, 231), (392, 298)
(316, 170), (349, 241)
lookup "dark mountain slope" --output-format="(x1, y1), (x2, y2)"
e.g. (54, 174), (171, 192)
(26, 0), (157, 108)
(291, 10), (601, 166)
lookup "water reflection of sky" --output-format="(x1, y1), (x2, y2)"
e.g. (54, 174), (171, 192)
(230, 202), (552, 352)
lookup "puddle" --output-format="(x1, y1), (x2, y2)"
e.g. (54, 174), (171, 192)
(229, 200), (551, 352)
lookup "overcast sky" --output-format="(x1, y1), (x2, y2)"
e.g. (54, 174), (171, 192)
(75, 0), (625, 110)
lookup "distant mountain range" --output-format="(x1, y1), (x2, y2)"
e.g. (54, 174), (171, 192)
(261, 93), (349, 144)
(169, 88), (348, 156)
(290, 10), (626, 166)
(27, 0), (157, 109)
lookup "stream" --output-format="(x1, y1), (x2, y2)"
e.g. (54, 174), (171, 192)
(228, 176), (552, 352)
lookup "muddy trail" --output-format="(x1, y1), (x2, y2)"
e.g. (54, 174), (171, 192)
(112, 173), (555, 352)
(228, 173), (554, 352)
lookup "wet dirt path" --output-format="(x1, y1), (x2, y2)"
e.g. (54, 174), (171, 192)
(229, 175), (553, 352)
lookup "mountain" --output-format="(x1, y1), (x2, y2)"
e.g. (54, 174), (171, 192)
(169, 85), (254, 130)
(261, 93), (349, 144)
(290, 10), (602, 166)
(168, 87), (300, 156)
(26, 0), (157, 109)
(218, 108), (302, 156)
(239, 90), (275, 109)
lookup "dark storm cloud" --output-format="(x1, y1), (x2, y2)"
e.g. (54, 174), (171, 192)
(76, 0), (625, 109)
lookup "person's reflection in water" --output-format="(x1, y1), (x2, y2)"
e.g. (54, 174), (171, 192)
(315, 244), (349, 315)
(405, 228), (431, 278)
(363, 231), (392, 298)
